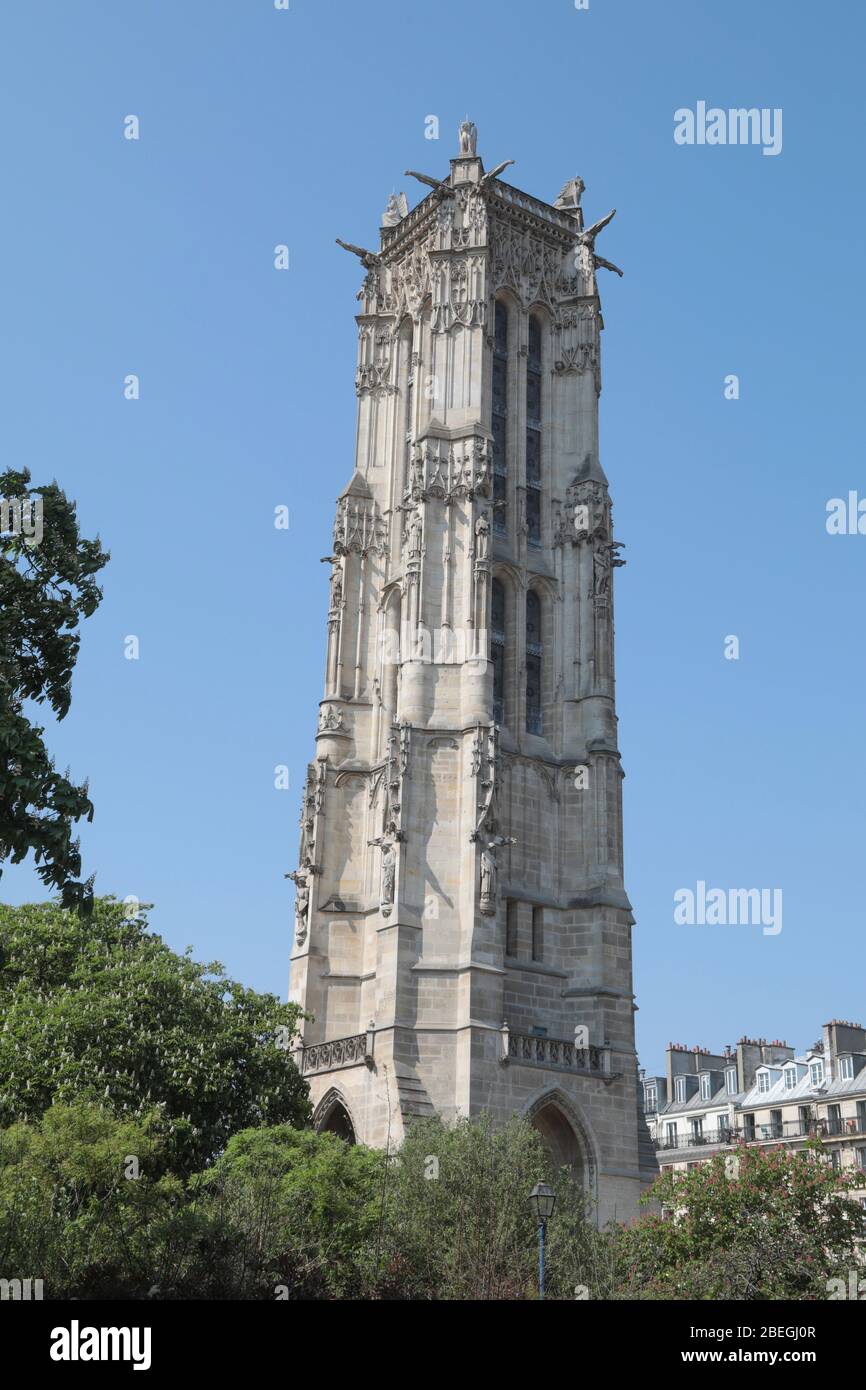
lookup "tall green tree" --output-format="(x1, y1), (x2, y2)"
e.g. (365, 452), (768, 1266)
(0, 468), (108, 909)
(0, 898), (310, 1169)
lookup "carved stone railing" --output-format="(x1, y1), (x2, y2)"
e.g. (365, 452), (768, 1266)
(300, 1030), (373, 1076)
(500, 1024), (611, 1078)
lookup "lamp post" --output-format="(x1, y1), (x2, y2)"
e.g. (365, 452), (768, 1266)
(529, 1181), (556, 1299)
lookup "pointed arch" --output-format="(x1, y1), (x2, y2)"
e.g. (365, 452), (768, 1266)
(313, 1087), (358, 1145)
(524, 1086), (599, 1201)
(490, 563), (520, 729)
(524, 576), (555, 738)
(491, 296), (511, 537)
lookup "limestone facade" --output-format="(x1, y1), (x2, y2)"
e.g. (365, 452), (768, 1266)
(288, 125), (654, 1224)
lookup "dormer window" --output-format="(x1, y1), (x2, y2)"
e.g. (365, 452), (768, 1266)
(757, 1070), (771, 1094)
(645, 1084), (657, 1114)
(700, 1074), (711, 1101)
(810, 1060), (825, 1086)
(839, 1055), (854, 1081)
(674, 1076), (686, 1104)
(784, 1065), (798, 1090)
(725, 1066), (738, 1095)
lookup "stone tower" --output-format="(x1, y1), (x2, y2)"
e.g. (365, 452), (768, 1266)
(288, 123), (654, 1223)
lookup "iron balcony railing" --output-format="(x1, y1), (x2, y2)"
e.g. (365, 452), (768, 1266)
(655, 1129), (735, 1151)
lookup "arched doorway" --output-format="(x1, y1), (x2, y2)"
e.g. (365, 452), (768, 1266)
(526, 1091), (596, 1198)
(314, 1089), (357, 1144)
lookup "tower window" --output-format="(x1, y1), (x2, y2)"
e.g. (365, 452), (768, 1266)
(491, 578), (505, 725)
(525, 590), (542, 734)
(525, 316), (542, 546)
(531, 905), (544, 961)
(401, 322), (415, 494)
(492, 302), (508, 535)
(505, 897), (518, 957)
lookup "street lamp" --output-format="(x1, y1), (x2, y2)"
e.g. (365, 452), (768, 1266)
(529, 1181), (556, 1299)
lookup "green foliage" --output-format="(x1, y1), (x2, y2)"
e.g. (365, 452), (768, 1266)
(192, 1125), (383, 1299)
(0, 1101), (182, 1299)
(0, 468), (109, 909)
(374, 1112), (612, 1300)
(0, 1104), (381, 1300)
(616, 1142), (866, 1300)
(0, 898), (310, 1169)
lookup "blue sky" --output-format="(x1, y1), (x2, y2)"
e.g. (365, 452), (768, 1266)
(1, 0), (863, 1072)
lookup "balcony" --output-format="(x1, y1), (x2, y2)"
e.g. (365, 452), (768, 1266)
(299, 1031), (372, 1076)
(501, 1026), (611, 1079)
(655, 1128), (735, 1152)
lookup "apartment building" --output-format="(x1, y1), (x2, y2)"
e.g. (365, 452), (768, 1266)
(641, 1020), (866, 1205)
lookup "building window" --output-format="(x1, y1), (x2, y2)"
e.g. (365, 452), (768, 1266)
(645, 1085), (657, 1115)
(856, 1148), (866, 1172)
(810, 1060), (825, 1086)
(400, 322), (414, 494)
(674, 1076), (686, 1105)
(531, 905), (544, 961)
(491, 579), (506, 725)
(525, 316), (542, 546)
(743, 1113), (756, 1140)
(757, 1070), (770, 1094)
(665, 1122), (677, 1145)
(829, 1148), (841, 1171)
(769, 1109), (783, 1139)
(784, 1066), (797, 1090)
(525, 590), (542, 734)
(492, 302), (508, 535)
(725, 1066), (738, 1095)
(505, 897), (518, 958)
(690, 1117), (703, 1142)
(700, 1074), (711, 1102)
(839, 1055), (854, 1081)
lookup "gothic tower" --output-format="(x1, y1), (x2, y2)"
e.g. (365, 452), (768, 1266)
(288, 123), (655, 1222)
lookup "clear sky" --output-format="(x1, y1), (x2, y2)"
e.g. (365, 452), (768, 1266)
(2, 1), (863, 1073)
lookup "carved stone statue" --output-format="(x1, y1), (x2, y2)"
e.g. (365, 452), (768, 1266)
(318, 704), (344, 732)
(368, 834), (398, 914)
(591, 540), (625, 598)
(381, 192), (408, 228)
(555, 176), (585, 214)
(407, 506), (423, 556)
(479, 834), (517, 915)
(574, 209), (624, 294)
(458, 119), (477, 156)
(335, 238), (381, 271)
(474, 512), (490, 560)
(286, 865), (312, 945)
(329, 563), (343, 609)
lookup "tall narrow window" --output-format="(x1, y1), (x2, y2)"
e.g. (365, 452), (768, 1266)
(491, 578), (505, 725)
(403, 358), (415, 493)
(525, 316), (542, 546)
(531, 905), (544, 962)
(492, 302), (508, 535)
(525, 590), (542, 734)
(505, 898), (519, 958)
